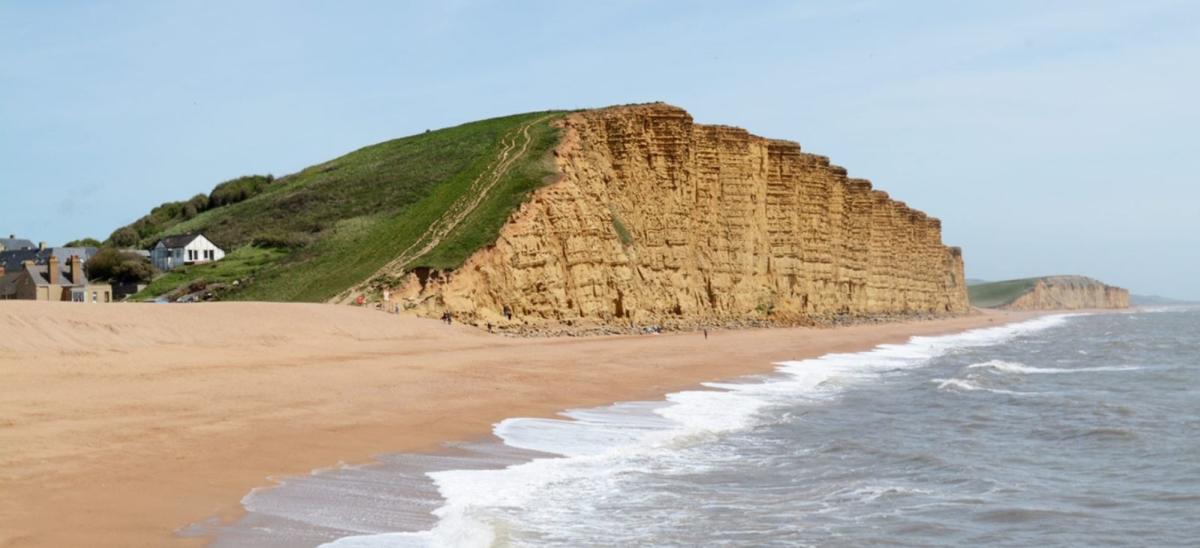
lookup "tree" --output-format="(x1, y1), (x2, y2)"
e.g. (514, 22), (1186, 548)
(63, 237), (102, 247)
(85, 248), (155, 284)
(108, 226), (140, 248)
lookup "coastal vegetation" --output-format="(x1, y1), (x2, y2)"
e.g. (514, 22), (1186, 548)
(121, 111), (564, 301)
(967, 278), (1039, 308)
(63, 237), (102, 247)
(968, 276), (1129, 310)
(84, 248), (155, 284)
(134, 246), (286, 300)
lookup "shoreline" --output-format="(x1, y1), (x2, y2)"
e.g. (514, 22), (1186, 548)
(0, 302), (1045, 547)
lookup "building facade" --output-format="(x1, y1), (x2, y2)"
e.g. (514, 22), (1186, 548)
(151, 234), (225, 271)
(0, 255), (112, 302)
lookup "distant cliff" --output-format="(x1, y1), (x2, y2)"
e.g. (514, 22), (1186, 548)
(398, 103), (970, 329)
(969, 276), (1129, 311)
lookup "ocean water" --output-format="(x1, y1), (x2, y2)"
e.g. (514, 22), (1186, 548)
(195, 307), (1200, 547)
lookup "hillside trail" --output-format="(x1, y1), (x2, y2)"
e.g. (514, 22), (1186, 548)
(333, 114), (555, 305)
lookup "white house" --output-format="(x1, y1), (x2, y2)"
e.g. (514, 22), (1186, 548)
(151, 234), (225, 271)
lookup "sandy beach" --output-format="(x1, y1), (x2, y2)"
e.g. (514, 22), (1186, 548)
(0, 302), (1041, 547)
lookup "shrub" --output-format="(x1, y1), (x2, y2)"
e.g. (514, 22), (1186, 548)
(209, 175), (273, 208)
(612, 215), (634, 246)
(109, 227), (140, 248)
(85, 248), (155, 284)
(63, 237), (102, 247)
(251, 231), (311, 249)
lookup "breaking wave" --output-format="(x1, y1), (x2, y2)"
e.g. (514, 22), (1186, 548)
(323, 314), (1075, 547)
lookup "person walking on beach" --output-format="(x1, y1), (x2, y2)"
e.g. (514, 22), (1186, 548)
(704, 328), (708, 340)
(502, 305), (512, 321)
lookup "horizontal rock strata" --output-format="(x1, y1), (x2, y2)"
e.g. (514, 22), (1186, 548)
(398, 103), (970, 329)
(1002, 276), (1130, 310)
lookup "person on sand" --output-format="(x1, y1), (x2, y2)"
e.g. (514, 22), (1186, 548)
(704, 328), (708, 340)
(502, 305), (512, 321)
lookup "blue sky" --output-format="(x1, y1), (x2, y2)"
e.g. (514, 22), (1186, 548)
(2, 1), (1197, 299)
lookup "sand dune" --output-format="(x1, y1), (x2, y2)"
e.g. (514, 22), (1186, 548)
(0, 302), (1037, 547)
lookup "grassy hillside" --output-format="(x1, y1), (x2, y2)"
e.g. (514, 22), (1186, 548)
(967, 278), (1039, 308)
(127, 110), (565, 302)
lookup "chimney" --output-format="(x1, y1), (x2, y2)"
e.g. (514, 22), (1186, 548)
(46, 254), (59, 285)
(39, 241), (46, 251)
(69, 255), (83, 285)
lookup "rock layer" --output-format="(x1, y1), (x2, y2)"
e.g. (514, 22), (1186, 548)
(399, 104), (969, 328)
(1001, 276), (1130, 311)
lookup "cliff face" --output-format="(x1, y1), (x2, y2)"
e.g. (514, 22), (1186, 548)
(1001, 276), (1129, 311)
(398, 104), (969, 329)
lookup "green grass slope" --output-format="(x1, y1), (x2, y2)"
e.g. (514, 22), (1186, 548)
(967, 278), (1040, 308)
(127, 110), (565, 302)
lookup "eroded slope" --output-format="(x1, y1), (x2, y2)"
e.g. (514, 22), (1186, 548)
(394, 104), (969, 329)
(971, 276), (1130, 311)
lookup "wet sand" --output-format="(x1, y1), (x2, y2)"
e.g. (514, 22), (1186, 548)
(0, 301), (1041, 547)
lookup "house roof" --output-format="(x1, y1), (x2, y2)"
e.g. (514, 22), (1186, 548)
(0, 247), (98, 272)
(0, 237), (35, 251)
(22, 262), (88, 287)
(157, 234), (205, 249)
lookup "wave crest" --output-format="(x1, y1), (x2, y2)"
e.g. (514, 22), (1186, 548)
(967, 360), (1140, 375)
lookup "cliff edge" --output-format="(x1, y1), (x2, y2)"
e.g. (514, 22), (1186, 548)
(394, 103), (969, 330)
(969, 276), (1129, 310)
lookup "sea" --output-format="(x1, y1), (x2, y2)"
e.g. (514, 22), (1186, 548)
(189, 306), (1200, 547)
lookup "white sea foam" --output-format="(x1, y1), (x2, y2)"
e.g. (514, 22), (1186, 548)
(322, 314), (1075, 548)
(967, 359), (1142, 374)
(932, 377), (1025, 395)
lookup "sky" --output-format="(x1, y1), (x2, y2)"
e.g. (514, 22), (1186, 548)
(2, 1), (1197, 299)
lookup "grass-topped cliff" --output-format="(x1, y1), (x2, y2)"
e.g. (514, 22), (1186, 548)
(967, 278), (1040, 308)
(117, 111), (564, 301)
(969, 276), (1129, 310)
(110, 103), (971, 329)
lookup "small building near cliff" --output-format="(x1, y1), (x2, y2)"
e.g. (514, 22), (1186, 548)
(151, 234), (224, 271)
(0, 255), (112, 302)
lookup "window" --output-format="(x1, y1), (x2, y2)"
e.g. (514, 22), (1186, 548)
(91, 291), (97, 303)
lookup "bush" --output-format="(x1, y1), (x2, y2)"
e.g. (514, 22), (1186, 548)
(109, 227), (140, 248)
(183, 194), (209, 219)
(209, 175), (274, 208)
(85, 248), (155, 284)
(612, 215), (634, 246)
(63, 237), (102, 247)
(251, 231), (311, 249)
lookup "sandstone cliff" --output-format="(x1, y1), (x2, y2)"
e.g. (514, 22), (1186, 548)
(395, 104), (970, 330)
(997, 276), (1129, 311)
